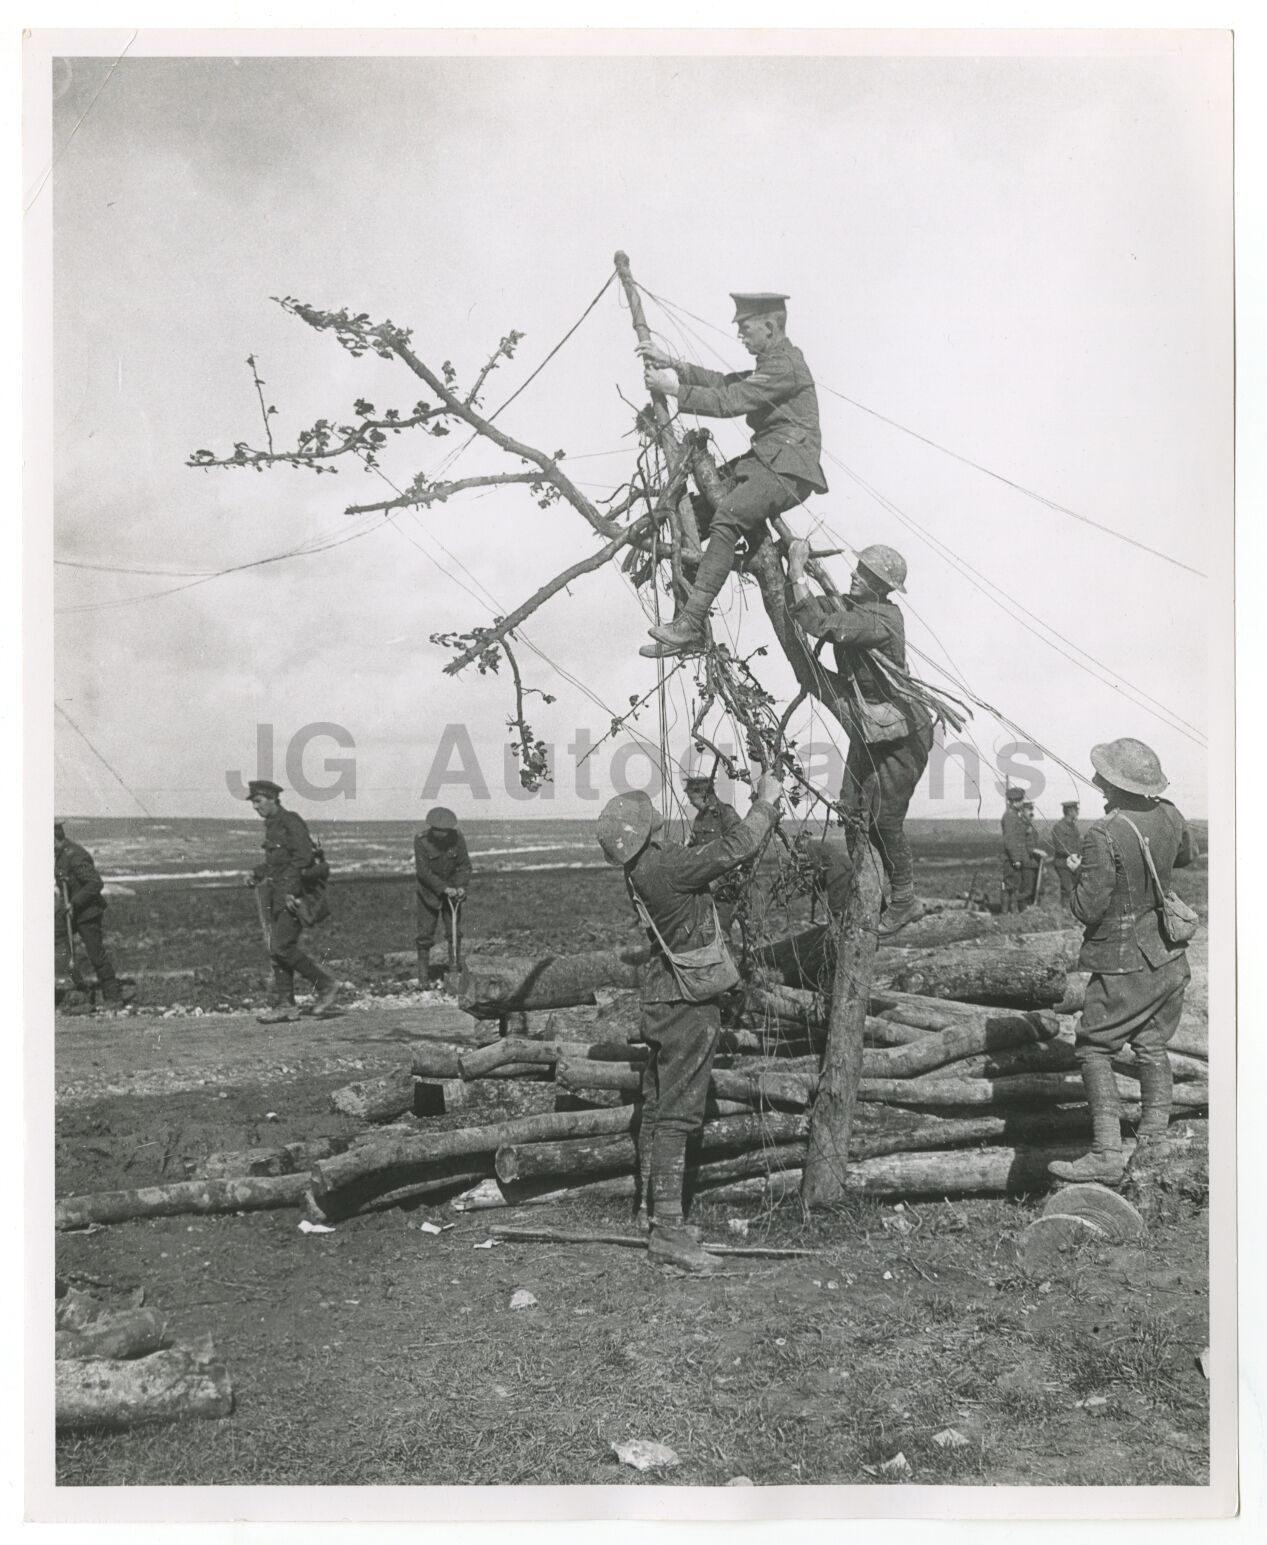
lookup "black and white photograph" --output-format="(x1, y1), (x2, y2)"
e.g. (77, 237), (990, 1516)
(24, 23), (1244, 1527)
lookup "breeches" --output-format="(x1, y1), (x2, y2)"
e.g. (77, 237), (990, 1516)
(687, 457), (812, 612)
(1075, 954), (1191, 1059)
(268, 907), (323, 982)
(637, 999), (722, 1137)
(72, 917), (116, 983)
(841, 723), (933, 895)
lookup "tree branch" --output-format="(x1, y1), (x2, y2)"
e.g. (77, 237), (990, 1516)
(344, 471), (543, 516)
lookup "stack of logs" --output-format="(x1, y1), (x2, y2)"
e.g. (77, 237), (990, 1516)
(53, 928), (1208, 1233)
(55, 1281), (233, 1430)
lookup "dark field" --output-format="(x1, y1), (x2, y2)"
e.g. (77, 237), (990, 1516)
(51, 826), (1212, 1493)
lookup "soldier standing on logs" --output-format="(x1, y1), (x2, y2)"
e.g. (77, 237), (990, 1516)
(244, 780), (340, 1024)
(414, 806), (471, 985)
(54, 822), (124, 1007)
(1001, 787), (1038, 913)
(636, 292), (828, 658)
(785, 536), (932, 934)
(1051, 799), (1083, 910)
(1049, 738), (1198, 1184)
(684, 772), (745, 939)
(598, 772), (783, 1273)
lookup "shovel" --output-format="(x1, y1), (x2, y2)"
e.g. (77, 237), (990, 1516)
(59, 880), (87, 992)
(446, 896), (464, 993)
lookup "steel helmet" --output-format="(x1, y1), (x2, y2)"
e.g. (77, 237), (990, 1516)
(1090, 738), (1169, 798)
(856, 544), (907, 594)
(597, 791), (663, 866)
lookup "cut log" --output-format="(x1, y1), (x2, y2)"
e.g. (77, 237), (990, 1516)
(459, 946), (650, 1018)
(835, 1143), (1092, 1197)
(55, 1341), (233, 1430)
(55, 1308), (169, 1361)
(306, 1162), (492, 1220)
(554, 1057), (817, 1110)
(193, 1138), (347, 1180)
(414, 1078), (468, 1116)
(1041, 1183), (1144, 1242)
(855, 1072), (1209, 1108)
(495, 1112), (810, 1184)
(310, 1104), (637, 1198)
(884, 947), (1067, 1009)
(330, 1067), (417, 1122)
(452, 1144), (809, 1212)
(56, 1174), (310, 1230)
(409, 1044), (465, 1079)
(859, 1011), (1058, 1080)
(458, 1037), (648, 1078)
(1012, 1213), (1110, 1271)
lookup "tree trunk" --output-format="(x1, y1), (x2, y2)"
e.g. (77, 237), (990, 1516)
(310, 1104), (637, 1199)
(329, 1067), (418, 1122)
(409, 1044), (465, 1079)
(306, 1160), (493, 1220)
(56, 1174), (311, 1230)
(858, 1010), (1057, 1079)
(801, 841), (884, 1205)
(457, 1037), (647, 1078)
(55, 1342), (233, 1430)
(554, 1057), (817, 1109)
(855, 1071), (1209, 1108)
(458, 946), (648, 1018)
(55, 1308), (170, 1361)
(495, 1111), (810, 1184)
(192, 1138), (348, 1180)
(883, 946), (1067, 1008)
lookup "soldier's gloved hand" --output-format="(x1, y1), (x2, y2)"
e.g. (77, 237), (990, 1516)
(635, 341), (672, 370)
(244, 874), (259, 889)
(1067, 854), (1082, 872)
(444, 886), (459, 898)
(755, 772), (783, 807)
(1011, 861), (1022, 871)
(454, 888), (467, 901)
(644, 365), (680, 396)
(284, 894), (302, 917)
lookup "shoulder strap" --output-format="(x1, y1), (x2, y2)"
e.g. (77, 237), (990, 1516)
(1115, 814), (1166, 902)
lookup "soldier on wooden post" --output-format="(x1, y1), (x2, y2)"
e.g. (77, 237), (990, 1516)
(785, 536), (932, 933)
(414, 806), (472, 985)
(243, 780), (340, 1023)
(636, 291), (827, 658)
(54, 821), (124, 1007)
(598, 772), (783, 1273)
(1049, 739), (1198, 1185)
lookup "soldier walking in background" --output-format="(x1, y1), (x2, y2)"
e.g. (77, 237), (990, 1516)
(1050, 799), (1083, 910)
(684, 772), (745, 938)
(244, 780), (339, 1024)
(415, 806), (472, 985)
(54, 821), (124, 1007)
(598, 772), (783, 1273)
(637, 291), (827, 658)
(786, 536), (932, 933)
(1050, 739), (1198, 1184)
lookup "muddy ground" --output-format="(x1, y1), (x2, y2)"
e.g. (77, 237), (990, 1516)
(52, 850), (1210, 1488)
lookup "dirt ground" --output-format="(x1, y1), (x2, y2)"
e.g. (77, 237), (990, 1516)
(52, 853), (1211, 1488)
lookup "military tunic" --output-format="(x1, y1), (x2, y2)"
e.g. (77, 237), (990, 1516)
(1070, 799), (1196, 1060)
(1051, 814), (1082, 905)
(1000, 806), (1035, 903)
(688, 796), (745, 930)
(628, 800), (777, 1136)
(414, 829), (473, 952)
(791, 591), (932, 900)
(252, 807), (327, 985)
(55, 838), (119, 993)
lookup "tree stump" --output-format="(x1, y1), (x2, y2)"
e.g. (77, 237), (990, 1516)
(1011, 1213), (1109, 1272)
(1043, 1182), (1144, 1242)
(55, 1341), (233, 1430)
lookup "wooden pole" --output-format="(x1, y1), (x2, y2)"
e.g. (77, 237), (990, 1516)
(801, 840), (884, 1205)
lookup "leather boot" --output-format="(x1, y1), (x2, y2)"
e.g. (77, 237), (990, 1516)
(1049, 1055), (1125, 1183)
(640, 614), (706, 658)
(310, 974), (342, 1018)
(878, 890), (923, 935)
(648, 1223), (718, 1274)
(1133, 1047), (1173, 1145)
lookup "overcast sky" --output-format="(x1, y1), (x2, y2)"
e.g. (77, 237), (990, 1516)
(50, 39), (1230, 827)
